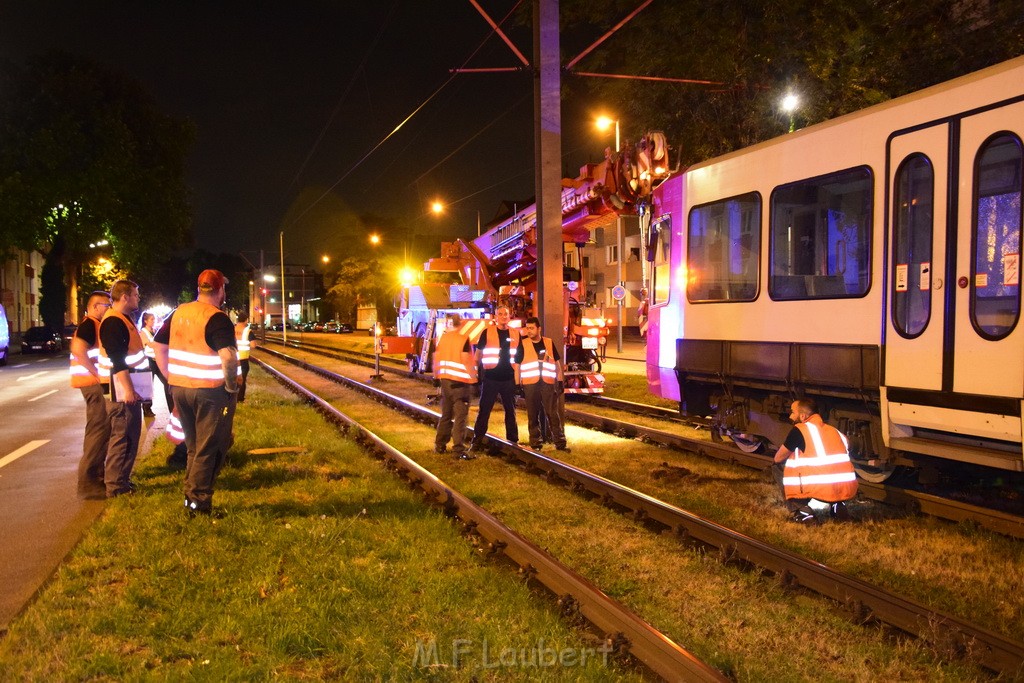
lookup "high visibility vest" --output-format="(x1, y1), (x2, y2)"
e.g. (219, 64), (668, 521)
(140, 326), (157, 359)
(782, 417), (858, 503)
(167, 301), (233, 389)
(479, 326), (519, 369)
(434, 329), (476, 384)
(165, 407), (185, 444)
(98, 310), (148, 381)
(235, 323), (251, 360)
(98, 309), (150, 400)
(520, 337), (557, 385)
(69, 316), (108, 388)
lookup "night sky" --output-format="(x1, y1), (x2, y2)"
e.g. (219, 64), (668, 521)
(0, 2), (606, 267)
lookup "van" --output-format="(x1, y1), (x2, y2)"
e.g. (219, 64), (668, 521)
(0, 303), (9, 366)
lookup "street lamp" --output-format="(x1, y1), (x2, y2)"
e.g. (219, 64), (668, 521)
(595, 115), (620, 153)
(430, 200), (445, 216)
(781, 93), (799, 133)
(597, 114), (625, 352)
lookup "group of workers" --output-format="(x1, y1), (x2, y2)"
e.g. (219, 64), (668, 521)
(70, 282), (855, 525)
(434, 304), (569, 459)
(69, 270), (245, 516)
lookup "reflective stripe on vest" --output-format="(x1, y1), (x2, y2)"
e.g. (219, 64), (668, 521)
(69, 317), (108, 388)
(479, 326), (519, 369)
(520, 337), (557, 384)
(434, 329), (476, 383)
(98, 311), (148, 381)
(782, 419), (858, 502)
(236, 323), (251, 359)
(165, 410), (184, 444)
(168, 301), (233, 388)
(141, 327), (156, 359)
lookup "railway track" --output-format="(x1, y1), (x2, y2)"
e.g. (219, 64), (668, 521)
(263, 335), (1024, 540)
(252, 355), (726, 682)
(254, 345), (1024, 677)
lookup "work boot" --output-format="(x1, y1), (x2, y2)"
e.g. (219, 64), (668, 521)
(167, 443), (188, 470)
(791, 507), (820, 526)
(829, 501), (852, 522)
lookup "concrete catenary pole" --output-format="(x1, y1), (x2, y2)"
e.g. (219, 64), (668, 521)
(533, 0), (563, 350)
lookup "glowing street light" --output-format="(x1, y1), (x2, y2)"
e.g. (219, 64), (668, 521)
(595, 115), (620, 153)
(430, 200), (445, 216)
(781, 93), (800, 133)
(369, 233), (382, 246)
(321, 255), (330, 264)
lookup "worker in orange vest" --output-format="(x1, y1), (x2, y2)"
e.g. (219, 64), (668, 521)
(234, 311), (254, 402)
(471, 305), (521, 451)
(98, 280), (150, 497)
(69, 290), (112, 500)
(773, 398), (858, 525)
(433, 313), (477, 458)
(153, 269), (239, 516)
(519, 316), (568, 452)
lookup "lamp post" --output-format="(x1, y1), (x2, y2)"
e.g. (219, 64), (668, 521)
(781, 93), (799, 133)
(596, 115), (620, 153)
(597, 114), (624, 351)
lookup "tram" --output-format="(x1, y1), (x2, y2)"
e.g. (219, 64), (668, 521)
(645, 56), (1024, 480)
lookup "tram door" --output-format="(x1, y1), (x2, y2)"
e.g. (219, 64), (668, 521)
(885, 124), (950, 391)
(952, 102), (1024, 398)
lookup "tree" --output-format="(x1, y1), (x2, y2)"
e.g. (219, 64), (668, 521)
(326, 256), (395, 325)
(0, 51), (195, 326)
(560, 0), (1024, 167)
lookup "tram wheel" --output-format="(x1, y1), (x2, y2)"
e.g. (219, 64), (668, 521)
(852, 461), (898, 483)
(728, 432), (767, 454)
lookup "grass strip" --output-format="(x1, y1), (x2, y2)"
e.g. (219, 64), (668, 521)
(266, 356), (992, 680)
(0, 372), (644, 681)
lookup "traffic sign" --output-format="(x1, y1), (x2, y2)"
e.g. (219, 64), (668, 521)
(611, 285), (626, 301)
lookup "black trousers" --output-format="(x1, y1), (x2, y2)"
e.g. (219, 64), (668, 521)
(472, 377), (518, 443)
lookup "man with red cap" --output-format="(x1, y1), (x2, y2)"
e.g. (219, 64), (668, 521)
(153, 269), (239, 516)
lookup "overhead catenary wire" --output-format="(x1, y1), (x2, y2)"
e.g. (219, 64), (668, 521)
(282, 0), (525, 232)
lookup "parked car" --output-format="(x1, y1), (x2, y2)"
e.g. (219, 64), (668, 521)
(21, 326), (63, 354)
(62, 324), (78, 347)
(335, 322), (353, 333)
(0, 303), (9, 366)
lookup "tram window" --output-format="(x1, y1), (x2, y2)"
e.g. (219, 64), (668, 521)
(687, 193), (761, 302)
(650, 216), (672, 306)
(769, 167), (872, 300)
(971, 133), (1022, 340)
(892, 154), (934, 338)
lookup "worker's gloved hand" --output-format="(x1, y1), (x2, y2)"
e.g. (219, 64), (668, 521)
(516, 384), (526, 397)
(555, 381), (565, 394)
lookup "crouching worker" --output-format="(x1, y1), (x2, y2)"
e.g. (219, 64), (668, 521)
(773, 398), (857, 525)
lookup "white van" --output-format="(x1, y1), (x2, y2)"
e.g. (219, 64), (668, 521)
(0, 302), (9, 366)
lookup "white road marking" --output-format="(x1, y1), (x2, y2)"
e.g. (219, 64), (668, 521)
(28, 389), (58, 402)
(0, 440), (50, 470)
(17, 371), (48, 382)
(11, 363), (29, 369)
(35, 358), (50, 363)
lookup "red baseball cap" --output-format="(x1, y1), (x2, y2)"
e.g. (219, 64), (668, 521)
(197, 269), (228, 291)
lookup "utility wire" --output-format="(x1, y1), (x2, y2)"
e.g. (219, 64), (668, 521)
(286, 1), (399, 190)
(283, 1), (525, 231)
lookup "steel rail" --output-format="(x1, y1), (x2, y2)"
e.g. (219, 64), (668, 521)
(252, 355), (727, 683)
(256, 346), (1024, 676)
(259, 339), (1024, 539)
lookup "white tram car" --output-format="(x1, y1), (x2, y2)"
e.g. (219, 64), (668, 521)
(645, 56), (1024, 480)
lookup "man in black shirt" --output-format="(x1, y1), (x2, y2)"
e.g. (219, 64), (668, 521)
(153, 269), (238, 515)
(69, 290), (112, 499)
(520, 316), (568, 451)
(98, 280), (146, 497)
(470, 305), (521, 451)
